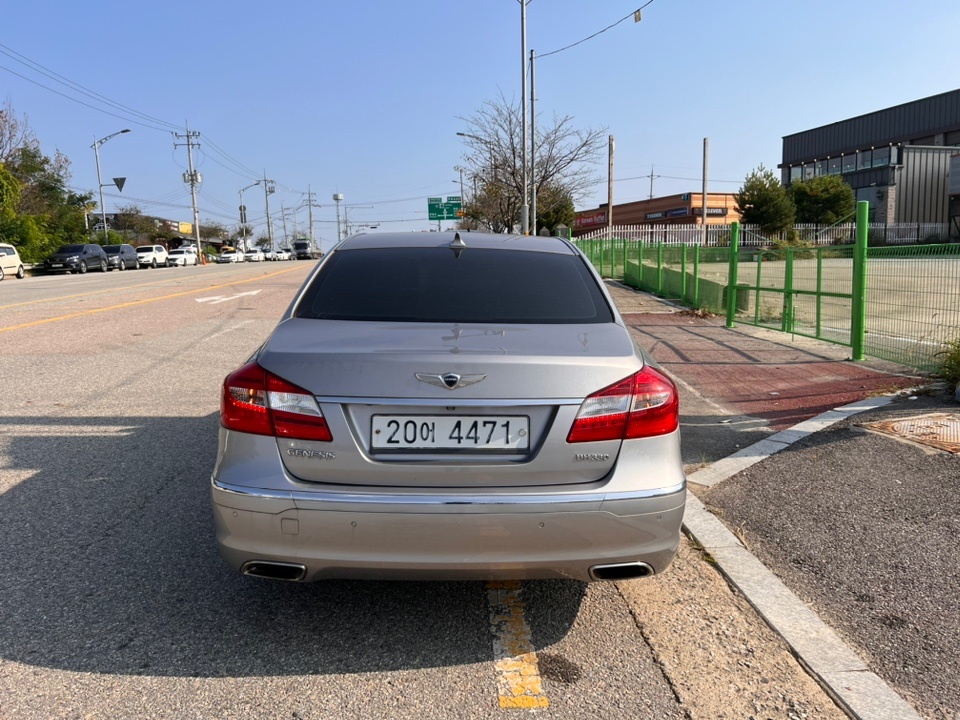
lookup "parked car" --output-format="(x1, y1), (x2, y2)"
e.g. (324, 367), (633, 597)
(217, 248), (244, 263)
(0, 243), (26, 281)
(244, 248), (265, 262)
(212, 232), (685, 583)
(275, 248), (292, 261)
(103, 244), (138, 271)
(136, 245), (168, 269)
(167, 248), (199, 267)
(44, 244), (108, 274)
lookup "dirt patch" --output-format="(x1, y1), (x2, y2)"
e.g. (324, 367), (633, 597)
(617, 538), (848, 720)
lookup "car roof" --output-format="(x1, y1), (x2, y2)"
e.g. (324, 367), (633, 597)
(337, 231), (575, 254)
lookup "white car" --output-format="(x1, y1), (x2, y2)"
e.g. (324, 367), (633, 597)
(244, 248), (265, 262)
(167, 248), (199, 267)
(275, 248), (292, 261)
(0, 243), (26, 280)
(217, 250), (244, 263)
(136, 245), (168, 269)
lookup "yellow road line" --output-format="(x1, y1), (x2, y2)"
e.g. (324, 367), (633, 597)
(0, 274), (196, 310)
(487, 580), (550, 709)
(0, 266), (305, 335)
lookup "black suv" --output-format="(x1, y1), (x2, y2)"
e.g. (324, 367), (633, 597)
(44, 244), (109, 274)
(103, 243), (138, 271)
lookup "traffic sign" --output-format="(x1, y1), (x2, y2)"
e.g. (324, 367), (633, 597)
(427, 196), (463, 221)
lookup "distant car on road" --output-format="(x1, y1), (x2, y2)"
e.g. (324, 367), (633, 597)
(167, 248), (199, 267)
(136, 245), (168, 269)
(0, 243), (26, 280)
(275, 248), (292, 261)
(103, 244), (138, 271)
(212, 231), (685, 583)
(244, 248), (265, 262)
(44, 244), (108, 274)
(217, 248), (244, 263)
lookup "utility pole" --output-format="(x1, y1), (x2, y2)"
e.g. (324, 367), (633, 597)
(519, 0), (530, 235)
(530, 48), (537, 235)
(306, 185), (319, 254)
(701, 137), (709, 247)
(173, 123), (203, 261)
(607, 135), (615, 237)
(261, 171), (275, 252)
(333, 193), (344, 242)
(280, 202), (289, 244)
(649, 164), (659, 199)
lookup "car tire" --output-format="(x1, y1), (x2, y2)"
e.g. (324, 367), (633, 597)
(118, 260), (124, 271)
(100, 259), (107, 272)
(78, 261), (87, 274)
(0, 267), (4, 281)
(16, 265), (24, 279)
(151, 259), (157, 269)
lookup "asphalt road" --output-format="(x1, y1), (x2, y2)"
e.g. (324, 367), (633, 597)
(0, 264), (844, 719)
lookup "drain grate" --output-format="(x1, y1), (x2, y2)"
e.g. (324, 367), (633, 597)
(863, 413), (960, 454)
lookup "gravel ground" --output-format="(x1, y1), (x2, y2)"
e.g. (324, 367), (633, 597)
(704, 390), (960, 720)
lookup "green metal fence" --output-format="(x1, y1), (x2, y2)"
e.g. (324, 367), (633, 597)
(575, 205), (960, 373)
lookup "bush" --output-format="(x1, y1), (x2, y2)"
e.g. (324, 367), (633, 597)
(935, 338), (960, 384)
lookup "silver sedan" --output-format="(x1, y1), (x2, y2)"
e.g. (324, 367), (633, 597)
(211, 232), (685, 582)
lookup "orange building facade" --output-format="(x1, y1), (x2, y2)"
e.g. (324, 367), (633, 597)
(573, 192), (741, 236)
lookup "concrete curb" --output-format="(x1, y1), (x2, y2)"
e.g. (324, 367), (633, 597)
(682, 396), (923, 720)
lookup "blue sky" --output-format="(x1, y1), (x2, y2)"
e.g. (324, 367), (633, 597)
(2, 1), (958, 251)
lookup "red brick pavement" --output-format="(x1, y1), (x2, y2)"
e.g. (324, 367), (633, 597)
(624, 313), (918, 431)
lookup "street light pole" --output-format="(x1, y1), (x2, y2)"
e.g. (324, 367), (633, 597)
(91, 128), (131, 243)
(239, 182), (257, 251)
(519, 0), (530, 235)
(333, 193), (344, 242)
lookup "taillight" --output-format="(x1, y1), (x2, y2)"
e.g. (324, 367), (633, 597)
(221, 361), (332, 442)
(567, 366), (678, 443)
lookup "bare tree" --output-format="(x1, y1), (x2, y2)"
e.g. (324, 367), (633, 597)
(0, 99), (35, 166)
(457, 93), (606, 233)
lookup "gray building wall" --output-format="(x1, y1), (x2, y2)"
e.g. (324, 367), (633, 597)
(896, 147), (955, 225)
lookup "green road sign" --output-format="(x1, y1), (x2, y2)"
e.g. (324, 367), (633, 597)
(427, 196), (463, 221)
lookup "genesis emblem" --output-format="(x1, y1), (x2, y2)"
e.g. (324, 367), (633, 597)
(415, 372), (487, 390)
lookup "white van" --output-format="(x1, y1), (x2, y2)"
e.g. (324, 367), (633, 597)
(0, 243), (26, 280)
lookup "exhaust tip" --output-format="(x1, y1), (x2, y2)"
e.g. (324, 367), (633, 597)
(589, 562), (654, 581)
(241, 560), (307, 582)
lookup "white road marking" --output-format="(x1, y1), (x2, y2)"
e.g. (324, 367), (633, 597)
(196, 290), (262, 304)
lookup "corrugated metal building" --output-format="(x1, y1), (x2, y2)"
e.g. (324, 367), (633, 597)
(780, 88), (960, 233)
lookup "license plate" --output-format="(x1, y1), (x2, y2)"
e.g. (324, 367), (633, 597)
(372, 415), (529, 452)
(51, 263), (63, 268)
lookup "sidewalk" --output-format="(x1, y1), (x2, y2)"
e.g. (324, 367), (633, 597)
(606, 282), (958, 720)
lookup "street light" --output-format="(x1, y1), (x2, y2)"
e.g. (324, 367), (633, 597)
(238, 182), (258, 251)
(332, 193), (344, 242)
(92, 128), (131, 243)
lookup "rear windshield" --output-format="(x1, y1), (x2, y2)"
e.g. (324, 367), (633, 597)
(102, 246), (121, 254)
(294, 247), (612, 324)
(136, 246), (153, 253)
(57, 245), (85, 253)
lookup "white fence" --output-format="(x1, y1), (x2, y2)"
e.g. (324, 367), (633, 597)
(577, 222), (953, 247)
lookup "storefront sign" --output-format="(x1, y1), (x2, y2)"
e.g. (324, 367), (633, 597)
(691, 207), (729, 217)
(575, 211), (607, 228)
(645, 211), (666, 220)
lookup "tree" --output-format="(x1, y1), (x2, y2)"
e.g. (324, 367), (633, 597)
(458, 93), (607, 233)
(534, 184), (575, 235)
(112, 204), (158, 240)
(199, 221), (228, 241)
(734, 165), (795, 235)
(789, 175), (855, 225)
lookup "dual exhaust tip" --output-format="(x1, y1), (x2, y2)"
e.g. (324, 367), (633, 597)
(240, 560), (654, 583)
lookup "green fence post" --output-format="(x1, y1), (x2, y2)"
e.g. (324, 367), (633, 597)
(681, 244), (688, 304)
(693, 245), (701, 307)
(726, 222), (740, 327)
(851, 200), (869, 361)
(656, 242), (664, 296)
(782, 249), (794, 333)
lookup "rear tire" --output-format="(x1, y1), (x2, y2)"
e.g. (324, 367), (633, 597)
(16, 265), (24, 279)
(151, 259), (157, 269)
(99, 259), (107, 272)
(118, 259), (125, 271)
(0, 267), (4, 281)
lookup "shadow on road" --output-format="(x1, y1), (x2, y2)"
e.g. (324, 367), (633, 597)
(0, 414), (585, 678)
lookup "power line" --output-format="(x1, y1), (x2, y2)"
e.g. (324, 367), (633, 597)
(539, 1), (655, 59)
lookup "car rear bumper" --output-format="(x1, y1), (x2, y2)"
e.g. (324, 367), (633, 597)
(211, 477), (685, 582)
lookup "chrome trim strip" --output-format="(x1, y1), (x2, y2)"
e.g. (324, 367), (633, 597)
(211, 477), (685, 506)
(313, 396), (584, 407)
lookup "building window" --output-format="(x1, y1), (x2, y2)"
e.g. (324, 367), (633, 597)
(857, 150), (872, 170)
(790, 166), (802, 182)
(842, 155), (856, 173)
(873, 147), (890, 167)
(945, 130), (960, 147)
(828, 158), (841, 174)
(815, 160), (827, 176)
(803, 164), (815, 180)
